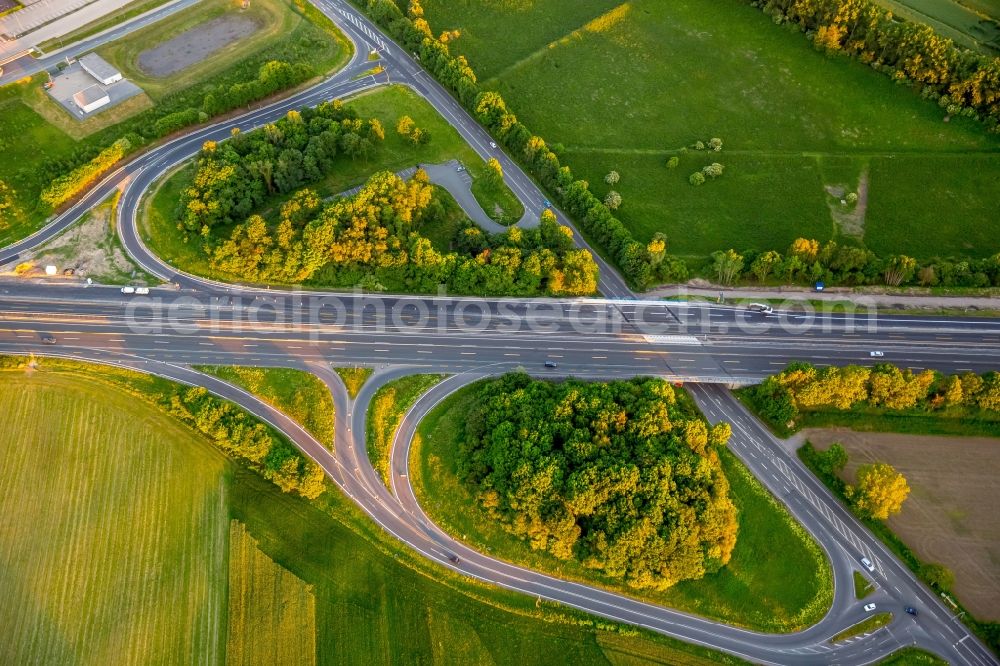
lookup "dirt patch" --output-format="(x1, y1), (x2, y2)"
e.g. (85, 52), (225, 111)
(137, 13), (261, 78)
(4, 200), (152, 285)
(825, 166), (869, 239)
(806, 428), (1000, 620)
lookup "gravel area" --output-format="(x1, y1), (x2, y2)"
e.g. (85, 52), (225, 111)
(137, 13), (260, 78)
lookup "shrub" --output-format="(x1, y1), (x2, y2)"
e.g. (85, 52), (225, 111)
(40, 137), (134, 209)
(702, 163), (724, 179)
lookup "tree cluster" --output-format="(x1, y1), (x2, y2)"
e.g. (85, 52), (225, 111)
(750, 0), (1000, 131)
(457, 374), (738, 591)
(709, 238), (1000, 289)
(206, 171), (598, 296)
(179, 102), (384, 232)
(40, 136), (135, 209)
(746, 362), (1000, 428)
(395, 114), (432, 145)
(166, 385), (325, 499)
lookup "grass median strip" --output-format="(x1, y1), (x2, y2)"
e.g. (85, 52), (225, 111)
(854, 570), (875, 599)
(366, 373), (445, 487)
(335, 366), (372, 399)
(830, 612), (893, 643)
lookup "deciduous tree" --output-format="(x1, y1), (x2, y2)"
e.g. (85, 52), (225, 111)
(849, 462), (910, 520)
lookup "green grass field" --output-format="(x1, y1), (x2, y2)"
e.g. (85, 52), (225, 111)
(366, 374), (444, 487)
(142, 85), (522, 278)
(420, 0), (1000, 261)
(226, 520), (316, 666)
(195, 365), (336, 448)
(0, 371), (230, 664)
(0, 360), (748, 665)
(413, 382), (833, 633)
(0, 0), (349, 247)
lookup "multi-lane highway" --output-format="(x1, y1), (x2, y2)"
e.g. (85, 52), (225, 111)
(1, 0), (998, 664)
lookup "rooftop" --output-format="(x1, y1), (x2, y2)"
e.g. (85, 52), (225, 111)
(73, 84), (109, 107)
(78, 52), (120, 80)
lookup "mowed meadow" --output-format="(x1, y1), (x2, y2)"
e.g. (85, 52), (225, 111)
(420, 0), (1000, 260)
(0, 363), (748, 665)
(0, 372), (230, 664)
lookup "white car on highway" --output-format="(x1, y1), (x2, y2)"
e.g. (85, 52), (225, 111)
(864, 603), (877, 612)
(860, 556), (875, 572)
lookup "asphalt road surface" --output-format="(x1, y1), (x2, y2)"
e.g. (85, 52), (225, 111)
(0, 1), (997, 664)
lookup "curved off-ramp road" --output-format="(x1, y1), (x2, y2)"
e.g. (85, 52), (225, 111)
(0, 0), (998, 663)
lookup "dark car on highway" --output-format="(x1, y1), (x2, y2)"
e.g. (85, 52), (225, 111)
(905, 606), (918, 616)
(544, 361), (558, 368)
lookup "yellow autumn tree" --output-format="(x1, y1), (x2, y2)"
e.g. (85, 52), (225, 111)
(849, 462), (910, 520)
(789, 237), (820, 262)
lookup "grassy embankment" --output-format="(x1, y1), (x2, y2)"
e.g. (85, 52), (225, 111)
(0, 0), (350, 247)
(0, 358), (749, 665)
(366, 374), (445, 487)
(194, 365), (335, 448)
(411, 380), (834, 633)
(141, 84), (524, 280)
(421, 0), (1000, 262)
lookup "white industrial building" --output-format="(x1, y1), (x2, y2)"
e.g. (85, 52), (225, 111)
(79, 52), (121, 86)
(73, 84), (110, 114)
